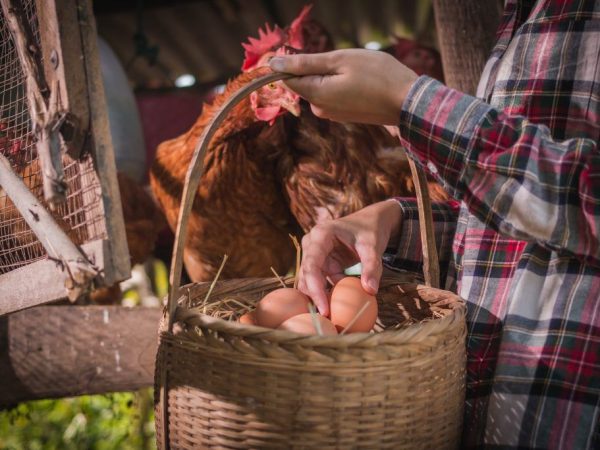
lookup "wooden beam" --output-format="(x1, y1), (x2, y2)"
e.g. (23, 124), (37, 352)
(433, 0), (502, 95)
(0, 239), (112, 315)
(35, 0), (90, 158)
(77, 0), (131, 286)
(0, 305), (161, 408)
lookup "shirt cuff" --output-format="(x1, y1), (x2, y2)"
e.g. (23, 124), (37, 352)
(383, 197), (459, 281)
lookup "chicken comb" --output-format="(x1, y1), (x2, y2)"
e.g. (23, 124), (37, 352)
(287, 4), (313, 50)
(241, 22), (286, 72)
(241, 4), (314, 72)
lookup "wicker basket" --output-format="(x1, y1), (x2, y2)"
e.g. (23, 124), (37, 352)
(155, 73), (467, 449)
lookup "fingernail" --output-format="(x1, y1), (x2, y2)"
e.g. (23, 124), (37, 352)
(366, 278), (378, 293)
(269, 57), (285, 72)
(318, 303), (329, 317)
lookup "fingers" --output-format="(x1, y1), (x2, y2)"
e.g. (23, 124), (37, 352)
(355, 241), (383, 295)
(269, 52), (335, 76)
(384, 125), (401, 140)
(300, 268), (329, 316)
(323, 257), (344, 280)
(282, 75), (327, 102)
(298, 268), (329, 316)
(298, 231), (333, 316)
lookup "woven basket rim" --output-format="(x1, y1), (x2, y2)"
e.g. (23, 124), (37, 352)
(165, 277), (466, 349)
(170, 306), (465, 349)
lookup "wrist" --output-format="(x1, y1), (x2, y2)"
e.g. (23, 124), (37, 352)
(395, 76), (418, 115)
(381, 199), (403, 246)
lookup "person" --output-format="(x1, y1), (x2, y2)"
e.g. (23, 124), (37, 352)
(269, 1), (599, 449)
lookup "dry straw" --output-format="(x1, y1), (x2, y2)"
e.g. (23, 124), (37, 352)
(289, 234), (301, 289)
(339, 298), (371, 335)
(270, 266), (286, 288)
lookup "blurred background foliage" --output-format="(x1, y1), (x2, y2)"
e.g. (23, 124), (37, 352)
(0, 390), (156, 450)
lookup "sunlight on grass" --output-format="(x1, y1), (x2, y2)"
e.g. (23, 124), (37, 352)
(0, 390), (156, 450)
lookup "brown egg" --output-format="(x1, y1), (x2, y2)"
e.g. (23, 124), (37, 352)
(254, 288), (310, 329)
(239, 311), (257, 325)
(278, 313), (338, 336)
(329, 277), (378, 333)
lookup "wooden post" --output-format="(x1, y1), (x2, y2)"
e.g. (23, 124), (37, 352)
(77, 0), (131, 286)
(432, 0), (502, 95)
(35, 0), (90, 159)
(0, 306), (161, 408)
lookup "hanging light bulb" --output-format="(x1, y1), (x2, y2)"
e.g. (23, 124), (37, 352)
(364, 41), (382, 50)
(175, 74), (196, 88)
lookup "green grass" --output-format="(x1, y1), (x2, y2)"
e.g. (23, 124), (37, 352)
(0, 389), (156, 450)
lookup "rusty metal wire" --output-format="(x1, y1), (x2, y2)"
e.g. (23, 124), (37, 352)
(0, 0), (106, 274)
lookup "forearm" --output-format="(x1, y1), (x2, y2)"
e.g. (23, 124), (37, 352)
(399, 76), (600, 266)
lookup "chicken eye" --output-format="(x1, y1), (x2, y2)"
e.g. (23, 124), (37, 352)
(268, 83), (276, 90)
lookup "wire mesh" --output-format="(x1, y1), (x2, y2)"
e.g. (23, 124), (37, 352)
(0, 0), (106, 275)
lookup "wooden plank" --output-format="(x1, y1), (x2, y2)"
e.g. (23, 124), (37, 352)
(0, 239), (106, 315)
(0, 305), (161, 408)
(76, 0), (131, 285)
(35, 0), (89, 158)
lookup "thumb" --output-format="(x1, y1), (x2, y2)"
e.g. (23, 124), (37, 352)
(355, 243), (383, 295)
(280, 75), (326, 100)
(269, 53), (334, 76)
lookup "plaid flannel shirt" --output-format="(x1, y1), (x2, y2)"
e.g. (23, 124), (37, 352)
(387, 1), (600, 448)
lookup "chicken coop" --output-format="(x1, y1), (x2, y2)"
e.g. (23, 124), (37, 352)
(0, 0), (160, 407)
(0, 0), (502, 446)
(0, 0), (131, 314)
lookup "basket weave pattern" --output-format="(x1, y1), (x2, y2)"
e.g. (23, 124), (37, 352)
(155, 277), (466, 449)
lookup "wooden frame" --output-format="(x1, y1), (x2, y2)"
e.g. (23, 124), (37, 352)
(0, 0), (130, 315)
(35, 0), (89, 159)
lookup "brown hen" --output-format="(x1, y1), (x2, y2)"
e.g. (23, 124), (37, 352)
(278, 108), (448, 231)
(149, 69), (299, 281)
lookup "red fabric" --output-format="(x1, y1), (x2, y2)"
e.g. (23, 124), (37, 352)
(135, 89), (210, 254)
(135, 90), (208, 171)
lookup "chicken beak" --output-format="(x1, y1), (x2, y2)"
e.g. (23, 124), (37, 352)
(282, 100), (301, 117)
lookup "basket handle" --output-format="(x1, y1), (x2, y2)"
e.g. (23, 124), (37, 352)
(407, 159), (440, 288)
(166, 71), (440, 327)
(166, 72), (292, 327)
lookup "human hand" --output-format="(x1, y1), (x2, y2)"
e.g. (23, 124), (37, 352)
(298, 200), (402, 315)
(269, 49), (418, 125)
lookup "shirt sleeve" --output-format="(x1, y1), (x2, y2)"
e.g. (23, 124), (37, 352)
(383, 198), (459, 283)
(399, 76), (600, 267)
